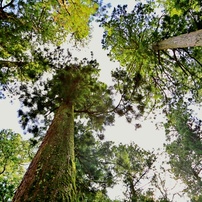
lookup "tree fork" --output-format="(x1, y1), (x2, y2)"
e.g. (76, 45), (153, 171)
(13, 103), (76, 202)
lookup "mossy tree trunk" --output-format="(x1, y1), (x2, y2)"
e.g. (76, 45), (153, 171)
(12, 102), (76, 202)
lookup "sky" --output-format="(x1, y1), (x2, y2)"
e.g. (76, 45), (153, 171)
(0, 0), (194, 201)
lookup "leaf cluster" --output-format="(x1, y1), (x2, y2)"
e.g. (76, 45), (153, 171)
(0, 0), (98, 50)
(164, 102), (202, 197)
(0, 129), (33, 201)
(111, 67), (158, 123)
(74, 121), (115, 200)
(101, 1), (202, 119)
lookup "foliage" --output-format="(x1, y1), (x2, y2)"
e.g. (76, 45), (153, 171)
(111, 67), (156, 123)
(16, 47), (115, 137)
(101, 1), (202, 121)
(0, 0), (101, 90)
(0, 0), (98, 49)
(157, 0), (202, 24)
(191, 195), (202, 202)
(75, 121), (115, 200)
(0, 129), (33, 201)
(112, 143), (157, 201)
(164, 102), (202, 197)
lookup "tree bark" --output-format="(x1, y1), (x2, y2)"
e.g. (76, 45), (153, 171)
(153, 29), (202, 50)
(12, 102), (76, 202)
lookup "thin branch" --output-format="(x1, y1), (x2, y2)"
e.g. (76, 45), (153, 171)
(0, 60), (27, 67)
(57, 0), (71, 16)
(181, 48), (202, 67)
(173, 50), (189, 76)
(0, 0), (3, 8)
(2, 0), (14, 9)
(133, 168), (150, 187)
(107, 94), (124, 113)
(0, 163), (6, 174)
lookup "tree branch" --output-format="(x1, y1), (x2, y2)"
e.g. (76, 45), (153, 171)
(180, 48), (202, 67)
(0, 60), (27, 67)
(0, 163), (6, 174)
(2, 0), (14, 9)
(57, 0), (71, 16)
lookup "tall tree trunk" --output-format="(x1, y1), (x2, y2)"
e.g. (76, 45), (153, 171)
(153, 29), (202, 50)
(13, 102), (76, 202)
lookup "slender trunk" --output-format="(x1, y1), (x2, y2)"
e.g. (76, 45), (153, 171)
(128, 175), (137, 202)
(153, 29), (202, 50)
(13, 102), (76, 202)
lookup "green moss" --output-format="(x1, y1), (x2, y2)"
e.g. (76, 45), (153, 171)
(13, 104), (77, 202)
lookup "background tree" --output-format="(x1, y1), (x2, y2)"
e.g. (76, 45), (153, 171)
(0, 0), (99, 48)
(100, 1), (202, 118)
(111, 143), (156, 202)
(100, 2), (202, 200)
(0, 0), (108, 91)
(157, 0), (202, 22)
(165, 101), (202, 198)
(0, 129), (33, 202)
(74, 121), (115, 200)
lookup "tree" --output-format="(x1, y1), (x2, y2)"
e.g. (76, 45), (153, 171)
(0, 0), (98, 46)
(0, 129), (33, 202)
(157, 0), (202, 20)
(74, 122), (118, 201)
(100, 1), (202, 119)
(112, 143), (157, 202)
(12, 47), (115, 201)
(0, 0), (102, 99)
(0, 0), (108, 90)
(164, 102), (202, 198)
(100, 2), (202, 199)
(0, 122), (116, 201)
(154, 0), (202, 50)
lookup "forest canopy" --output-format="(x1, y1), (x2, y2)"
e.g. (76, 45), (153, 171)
(0, 0), (202, 201)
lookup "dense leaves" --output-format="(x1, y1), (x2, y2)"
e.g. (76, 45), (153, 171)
(0, 0), (102, 91)
(165, 102), (202, 197)
(74, 122), (115, 200)
(0, 129), (33, 201)
(101, 1), (202, 117)
(0, 0), (202, 201)
(157, 0), (202, 30)
(17, 47), (115, 137)
(0, 0), (98, 48)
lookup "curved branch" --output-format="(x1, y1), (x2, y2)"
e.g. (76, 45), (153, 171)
(173, 50), (189, 76)
(0, 163), (6, 174)
(2, 0), (14, 9)
(180, 48), (202, 67)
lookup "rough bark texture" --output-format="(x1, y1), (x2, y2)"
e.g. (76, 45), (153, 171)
(12, 103), (76, 202)
(153, 29), (202, 50)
